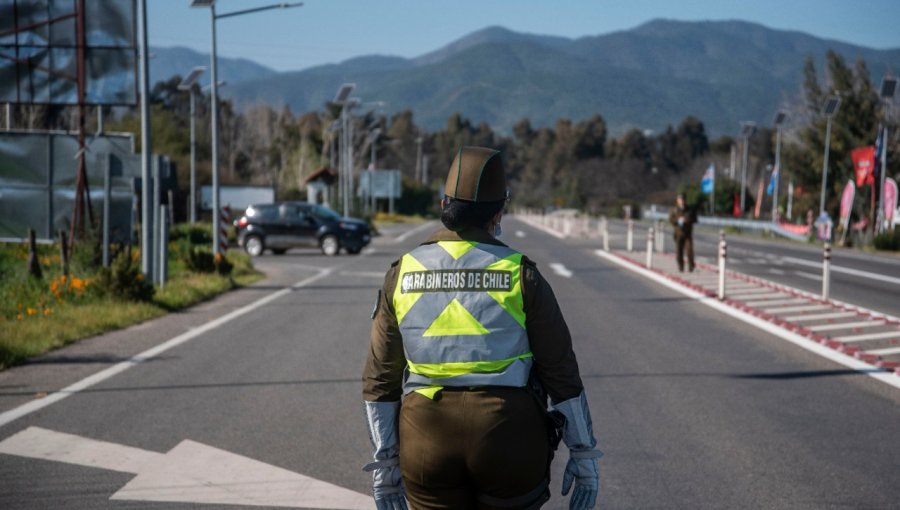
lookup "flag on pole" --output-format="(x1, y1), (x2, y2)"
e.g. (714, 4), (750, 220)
(852, 146), (876, 187)
(873, 124), (883, 184)
(700, 163), (715, 194)
(766, 164), (779, 195)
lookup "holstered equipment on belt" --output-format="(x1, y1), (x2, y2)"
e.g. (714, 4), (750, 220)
(527, 372), (566, 451)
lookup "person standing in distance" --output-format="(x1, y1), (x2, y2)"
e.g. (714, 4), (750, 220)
(669, 193), (696, 272)
(362, 146), (602, 510)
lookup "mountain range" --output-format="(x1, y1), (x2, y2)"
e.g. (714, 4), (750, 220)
(152, 19), (900, 137)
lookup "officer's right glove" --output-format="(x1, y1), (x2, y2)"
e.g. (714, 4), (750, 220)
(552, 391), (602, 510)
(363, 401), (408, 510)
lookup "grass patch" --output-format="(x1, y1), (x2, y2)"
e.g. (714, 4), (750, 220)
(0, 300), (164, 368)
(0, 236), (263, 370)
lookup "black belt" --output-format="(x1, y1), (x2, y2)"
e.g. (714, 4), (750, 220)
(477, 478), (550, 509)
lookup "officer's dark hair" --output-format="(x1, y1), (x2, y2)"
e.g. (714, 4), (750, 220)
(440, 196), (505, 232)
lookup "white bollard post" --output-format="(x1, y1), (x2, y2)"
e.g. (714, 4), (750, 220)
(656, 222), (664, 253)
(626, 219), (634, 252)
(602, 218), (610, 252)
(646, 227), (654, 268)
(822, 242), (831, 300)
(718, 230), (727, 300)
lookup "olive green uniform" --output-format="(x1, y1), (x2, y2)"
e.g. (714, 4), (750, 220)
(668, 205), (696, 272)
(363, 226), (585, 509)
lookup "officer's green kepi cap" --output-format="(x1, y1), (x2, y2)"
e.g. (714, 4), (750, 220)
(444, 147), (506, 202)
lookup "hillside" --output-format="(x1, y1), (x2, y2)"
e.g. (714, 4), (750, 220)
(150, 46), (277, 88)
(166, 20), (900, 137)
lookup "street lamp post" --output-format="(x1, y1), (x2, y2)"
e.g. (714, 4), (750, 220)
(191, 0), (303, 255)
(332, 84), (355, 218)
(739, 121), (756, 215)
(772, 110), (787, 222)
(819, 96), (842, 216)
(138, 0), (153, 276)
(367, 127), (381, 214)
(878, 76), (897, 232)
(178, 67), (205, 224)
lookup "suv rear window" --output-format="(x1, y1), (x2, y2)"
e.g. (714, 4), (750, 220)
(247, 205), (278, 221)
(312, 205), (341, 221)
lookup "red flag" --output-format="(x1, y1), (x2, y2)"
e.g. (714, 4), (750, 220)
(733, 191), (741, 217)
(852, 146), (876, 186)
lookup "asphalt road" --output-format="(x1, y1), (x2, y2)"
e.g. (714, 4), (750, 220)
(0, 218), (898, 509)
(606, 219), (900, 317)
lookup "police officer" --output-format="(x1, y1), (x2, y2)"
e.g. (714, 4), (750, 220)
(363, 147), (601, 510)
(669, 193), (696, 272)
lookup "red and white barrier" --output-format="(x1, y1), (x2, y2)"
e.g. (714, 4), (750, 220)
(219, 205), (231, 254)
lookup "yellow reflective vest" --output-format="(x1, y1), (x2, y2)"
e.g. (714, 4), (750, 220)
(392, 240), (531, 398)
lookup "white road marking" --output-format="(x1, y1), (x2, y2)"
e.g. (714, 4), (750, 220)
(784, 311), (856, 322)
(338, 271), (386, 278)
(728, 288), (782, 295)
(794, 271), (823, 281)
(0, 267), (335, 428)
(743, 298), (808, 307)
(515, 230), (526, 238)
(549, 263), (573, 278)
(835, 330), (900, 343)
(0, 427), (373, 509)
(730, 292), (783, 300)
(768, 268), (786, 275)
(782, 256), (900, 286)
(808, 321), (886, 332)
(395, 221), (436, 243)
(765, 304), (831, 314)
(515, 216), (565, 239)
(595, 250), (900, 391)
(866, 346), (900, 356)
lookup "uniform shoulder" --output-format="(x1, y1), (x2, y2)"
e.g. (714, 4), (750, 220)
(521, 255), (538, 268)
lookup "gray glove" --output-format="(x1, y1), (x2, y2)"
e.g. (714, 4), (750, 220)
(363, 401), (408, 510)
(552, 391), (602, 510)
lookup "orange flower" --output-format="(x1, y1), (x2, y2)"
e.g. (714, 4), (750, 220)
(16, 313), (23, 320)
(43, 308), (52, 316)
(26, 307), (37, 316)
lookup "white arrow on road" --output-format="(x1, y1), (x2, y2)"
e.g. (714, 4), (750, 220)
(0, 427), (374, 509)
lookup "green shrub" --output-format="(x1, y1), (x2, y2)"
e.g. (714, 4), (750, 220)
(182, 245), (216, 273)
(93, 249), (155, 302)
(873, 228), (900, 251)
(169, 223), (212, 245)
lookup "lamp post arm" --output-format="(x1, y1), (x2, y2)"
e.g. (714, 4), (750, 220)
(216, 2), (303, 19)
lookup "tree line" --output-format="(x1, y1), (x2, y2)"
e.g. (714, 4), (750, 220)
(10, 50), (897, 224)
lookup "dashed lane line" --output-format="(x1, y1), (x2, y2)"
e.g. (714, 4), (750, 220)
(780, 255), (900, 286)
(548, 263), (574, 278)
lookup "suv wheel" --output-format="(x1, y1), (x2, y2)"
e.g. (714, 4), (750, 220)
(244, 235), (264, 256)
(320, 235), (340, 256)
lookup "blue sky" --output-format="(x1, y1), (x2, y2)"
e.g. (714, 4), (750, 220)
(150, 0), (900, 72)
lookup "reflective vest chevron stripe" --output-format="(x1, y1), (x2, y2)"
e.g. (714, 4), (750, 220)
(393, 240), (531, 396)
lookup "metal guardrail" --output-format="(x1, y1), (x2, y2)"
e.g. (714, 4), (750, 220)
(642, 207), (810, 242)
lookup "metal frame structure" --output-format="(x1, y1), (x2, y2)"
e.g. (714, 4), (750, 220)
(1, 0), (139, 255)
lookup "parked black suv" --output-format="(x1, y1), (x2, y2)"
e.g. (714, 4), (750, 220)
(234, 202), (371, 256)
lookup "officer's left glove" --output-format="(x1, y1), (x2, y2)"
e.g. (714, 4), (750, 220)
(553, 391), (602, 510)
(363, 401), (408, 510)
